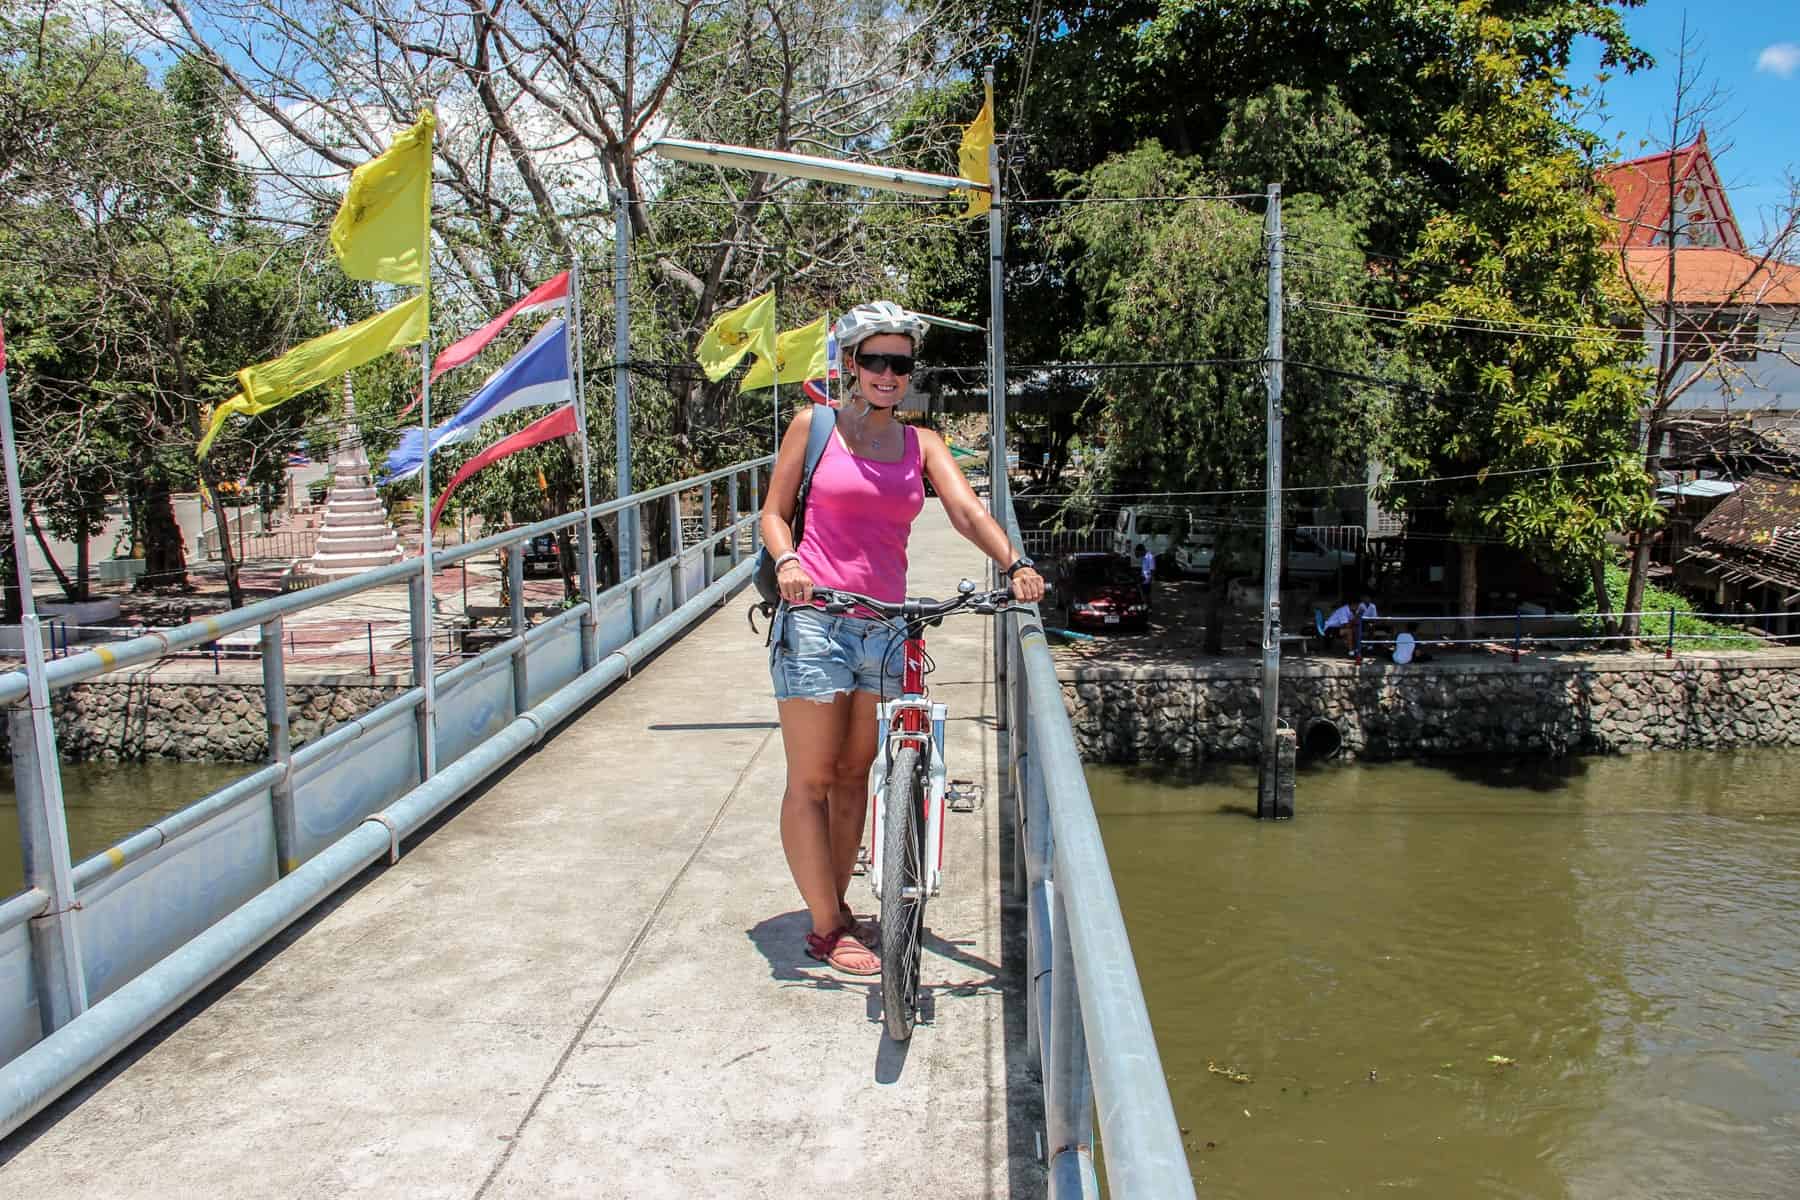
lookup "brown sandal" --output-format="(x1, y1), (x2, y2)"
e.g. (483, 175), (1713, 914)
(839, 904), (877, 945)
(805, 925), (881, 976)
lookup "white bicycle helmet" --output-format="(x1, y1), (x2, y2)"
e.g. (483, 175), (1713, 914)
(832, 301), (928, 352)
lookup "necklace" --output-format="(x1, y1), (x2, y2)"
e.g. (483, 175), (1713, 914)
(841, 404), (901, 458)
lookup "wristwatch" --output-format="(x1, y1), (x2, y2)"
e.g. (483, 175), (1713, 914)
(1002, 555), (1035, 577)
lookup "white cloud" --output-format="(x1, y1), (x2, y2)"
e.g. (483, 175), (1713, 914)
(1757, 42), (1800, 78)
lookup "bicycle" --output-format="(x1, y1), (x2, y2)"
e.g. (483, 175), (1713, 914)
(811, 580), (1018, 1041)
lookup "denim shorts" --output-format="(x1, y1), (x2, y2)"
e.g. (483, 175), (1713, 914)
(770, 604), (905, 702)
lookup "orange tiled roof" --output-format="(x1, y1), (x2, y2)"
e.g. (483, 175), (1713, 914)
(1620, 247), (1800, 306)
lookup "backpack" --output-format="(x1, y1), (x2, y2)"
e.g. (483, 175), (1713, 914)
(751, 404), (837, 618)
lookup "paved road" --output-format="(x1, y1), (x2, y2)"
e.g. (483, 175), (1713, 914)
(0, 506), (1045, 1197)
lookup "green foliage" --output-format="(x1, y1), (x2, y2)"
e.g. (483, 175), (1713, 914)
(0, 10), (331, 586)
(1570, 561), (1760, 649)
(1386, 2), (1655, 577)
(1051, 142), (1381, 567)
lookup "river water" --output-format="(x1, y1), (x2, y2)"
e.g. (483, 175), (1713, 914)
(1, 761), (252, 898)
(1090, 750), (1800, 1199)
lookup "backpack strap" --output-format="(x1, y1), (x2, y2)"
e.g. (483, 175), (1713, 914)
(794, 403), (837, 512)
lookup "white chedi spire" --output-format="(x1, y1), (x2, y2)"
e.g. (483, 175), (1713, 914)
(308, 374), (405, 577)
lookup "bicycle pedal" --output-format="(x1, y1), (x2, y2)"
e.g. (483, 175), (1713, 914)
(946, 779), (983, 812)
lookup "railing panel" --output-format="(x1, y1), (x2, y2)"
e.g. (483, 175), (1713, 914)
(288, 711), (421, 863)
(592, 587), (635, 658)
(636, 562), (675, 628)
(680, 545), (708, 600)
(436, 655), (518, 765)
(523, 619), (584, 710)
(0, 918), (37, 1062)
(73, 790), (276, 1006)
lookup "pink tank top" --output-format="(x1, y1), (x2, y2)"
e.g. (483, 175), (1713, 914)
(796, 424), (925, 604)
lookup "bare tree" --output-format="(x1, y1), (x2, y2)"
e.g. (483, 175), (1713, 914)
(131, 0), (984, 476)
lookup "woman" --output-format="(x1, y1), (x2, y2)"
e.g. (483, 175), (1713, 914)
(759, 301), (1046, 976)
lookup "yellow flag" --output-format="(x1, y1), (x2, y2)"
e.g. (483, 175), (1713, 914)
(957, 88), (993, 219)
(696, 291), (776, 381)
(740, 316), (829, 392)
(198, 294), (429, 459)
(330, 111), (435, 285)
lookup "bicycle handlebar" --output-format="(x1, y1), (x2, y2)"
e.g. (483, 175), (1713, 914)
(809, 582), (1016, 623)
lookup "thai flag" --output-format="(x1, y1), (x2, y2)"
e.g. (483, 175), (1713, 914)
(399, 271), (570, 418)
(382, 318), (571, 483)
(801, 324), (839, 406)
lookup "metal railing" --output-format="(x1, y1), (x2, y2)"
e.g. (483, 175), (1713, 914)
(1329, 605), (1797, 663)
(1020, 527), (1112, 559)
(0, 453), (771, 1136)
(201, 519), (320, 563)
(997, 506), (1195, 1199)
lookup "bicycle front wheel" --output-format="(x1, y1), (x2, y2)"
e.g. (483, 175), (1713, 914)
(880, 743), (927, 1041)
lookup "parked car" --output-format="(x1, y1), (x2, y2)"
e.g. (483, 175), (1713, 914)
(1172, 529), (1217, 579)
(1110, 505), (1188, 570)
(522, 533), (560, 577)
(1053, 552), (1149, 632)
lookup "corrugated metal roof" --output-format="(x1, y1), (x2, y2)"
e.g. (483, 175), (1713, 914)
(1656, 479), (1740, 498)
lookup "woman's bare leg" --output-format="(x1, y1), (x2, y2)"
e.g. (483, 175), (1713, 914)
(828, 689), (882, 908)
(777, 694), (858, 937)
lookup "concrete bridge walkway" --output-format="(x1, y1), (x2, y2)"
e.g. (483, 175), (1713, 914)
(0, 507), (1044, 1197)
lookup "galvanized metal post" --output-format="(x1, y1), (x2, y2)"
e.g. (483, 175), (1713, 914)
(669, 492), (686, 608)
(1258, 184), (1291, 821)
(985, 68), (1012, 730)
(1047, 887), (1098, 1197)
(750, 467), (764, 553)
(408, 571), (436, 784)
(613, 188), (637, 587)
(727, 473), (741, 566)
(415, 338), (438, 783)
(700, 481), (714, 587)
(260, 617), (299, 874)
(508, 545), (529, 717)
(568, 254), (599, 671)
(2, 347), (87, 1032)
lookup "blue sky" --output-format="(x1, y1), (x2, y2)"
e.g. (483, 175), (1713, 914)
(1569, 4), (1800, 245)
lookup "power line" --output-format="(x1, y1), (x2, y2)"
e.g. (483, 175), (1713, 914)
(1018, 458), (1631, 502)
(1297, 298), (1627, 343)
(1010, 192), (1266, 207)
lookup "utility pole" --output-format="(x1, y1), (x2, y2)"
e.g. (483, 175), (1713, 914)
(613, 188), (636, 589)
(985, 67), (1009, 534)
(1257, 184), (1294, 820)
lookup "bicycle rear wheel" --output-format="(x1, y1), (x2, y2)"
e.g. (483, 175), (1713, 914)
(880, 743), (927, 1041)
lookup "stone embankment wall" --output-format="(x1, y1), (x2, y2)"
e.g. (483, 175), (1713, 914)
(0, 677), (406, 762)
(1061, 652), (1800, 763)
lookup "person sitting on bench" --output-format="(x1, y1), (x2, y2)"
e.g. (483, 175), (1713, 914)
(1322, 595), (1378, 655)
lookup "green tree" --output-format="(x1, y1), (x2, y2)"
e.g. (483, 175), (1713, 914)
(1386, 2), (1655, 631)
(1, 11), (320, 608)
(1054, 142), (1380, 650)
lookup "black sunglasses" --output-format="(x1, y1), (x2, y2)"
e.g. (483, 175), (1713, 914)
(854, 351), (915, 376)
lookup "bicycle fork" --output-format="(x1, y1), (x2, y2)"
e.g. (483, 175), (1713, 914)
(866, 698), (948, 900)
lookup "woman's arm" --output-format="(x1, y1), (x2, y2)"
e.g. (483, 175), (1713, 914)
(760, 405), (819, 603)
(916, 428), (1045, 602)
